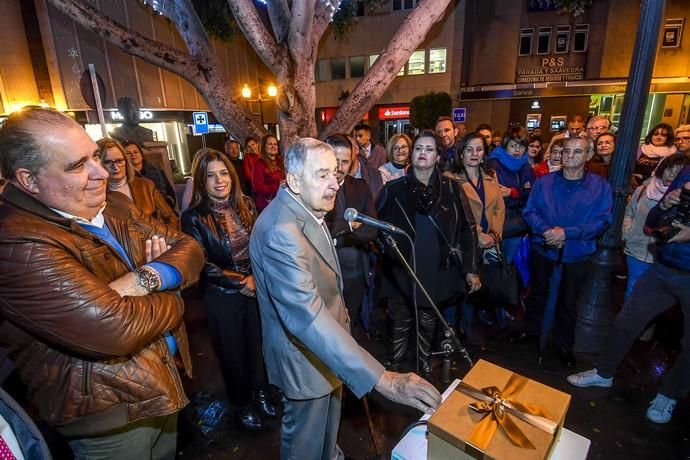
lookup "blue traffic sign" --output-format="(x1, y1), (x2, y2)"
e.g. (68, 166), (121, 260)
(193, 111), (209, 135)
(452, 107), (466, 123)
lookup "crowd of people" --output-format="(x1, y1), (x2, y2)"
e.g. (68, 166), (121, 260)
(0, 105), (689, 459)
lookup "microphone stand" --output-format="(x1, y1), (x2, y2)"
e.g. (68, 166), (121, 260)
(382, 233), (473, 383)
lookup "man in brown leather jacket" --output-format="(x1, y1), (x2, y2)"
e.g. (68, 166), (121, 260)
(0, 107), (204, 459)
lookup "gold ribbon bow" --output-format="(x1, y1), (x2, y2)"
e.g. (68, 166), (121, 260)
(457, 373), (558, 451)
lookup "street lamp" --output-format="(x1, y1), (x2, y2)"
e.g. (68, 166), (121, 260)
(241, 82), (278, 127)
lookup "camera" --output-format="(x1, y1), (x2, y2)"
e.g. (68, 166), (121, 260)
(652, 186), (690, 244)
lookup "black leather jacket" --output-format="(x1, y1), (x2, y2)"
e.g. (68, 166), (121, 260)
(181, 201), (254, 295)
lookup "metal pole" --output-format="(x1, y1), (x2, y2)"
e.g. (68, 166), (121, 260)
(574, 0), (666, 353)
(88, 64), (108, 138)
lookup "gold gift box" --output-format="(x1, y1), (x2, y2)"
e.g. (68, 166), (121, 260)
(428, 359), (571, 460)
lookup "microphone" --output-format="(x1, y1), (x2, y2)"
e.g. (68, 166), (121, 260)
(344, 208), (407, 235)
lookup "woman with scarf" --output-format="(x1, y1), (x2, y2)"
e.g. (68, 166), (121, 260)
(634, 123), (677, 184)
(251, 133), (285, 212)
(377, 131), (480, 375)
(486, 127), (535, 263)
(623, 152), (688, 300)
(181, 149), (276, 430)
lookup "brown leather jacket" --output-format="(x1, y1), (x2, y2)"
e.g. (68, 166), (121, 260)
(0, 184), (204, 437)
(108, 176), (179, 229)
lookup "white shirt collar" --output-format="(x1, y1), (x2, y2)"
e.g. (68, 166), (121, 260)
(285, 188), (325, 226)
(51, 203), (107, 228)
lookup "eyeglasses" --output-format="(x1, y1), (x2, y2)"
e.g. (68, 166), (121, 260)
(675, 136), (690, 143)
(103, 158), (126, 169)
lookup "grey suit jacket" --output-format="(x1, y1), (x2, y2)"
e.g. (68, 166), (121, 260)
(250, 187), (385, 400)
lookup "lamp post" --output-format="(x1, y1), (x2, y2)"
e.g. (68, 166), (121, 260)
(241, 81), (278, 128)
(574, 0), (666, 353)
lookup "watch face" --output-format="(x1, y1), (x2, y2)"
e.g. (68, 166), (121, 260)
(137, 267), (161, 291)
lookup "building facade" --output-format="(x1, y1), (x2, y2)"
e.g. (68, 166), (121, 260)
(0, 0), (277, 175)
(459, 0), (690, 139)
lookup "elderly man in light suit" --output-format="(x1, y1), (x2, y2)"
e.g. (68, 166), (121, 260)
(250, 138), (440, 460)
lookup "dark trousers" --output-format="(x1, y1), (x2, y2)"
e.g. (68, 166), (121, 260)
(598, 262), (690, 400)
(280, 387), (344, 460)
(68, 414), (177, 460)
(526, 251), (590, 352)
(203, 288), (267, 406)
(342, 276), (367, 329)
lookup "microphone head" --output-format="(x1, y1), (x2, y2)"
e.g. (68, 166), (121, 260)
(344, 208), (358, 222)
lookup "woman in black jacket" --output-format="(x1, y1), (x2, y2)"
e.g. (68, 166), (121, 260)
(181, 148), (275, 430)
(377, 131), (481, 375)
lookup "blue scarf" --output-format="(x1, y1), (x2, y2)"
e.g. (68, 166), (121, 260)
(490, 146), (529, 172)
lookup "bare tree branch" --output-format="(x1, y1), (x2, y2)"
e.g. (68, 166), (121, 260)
(226, 0), (286, 76)
(165, 0), (212, 57)
(288, 0), (316, 62)
(266, 0), (290, 44)
(321, 0), (453, 138)
(312, 0), (340, 52)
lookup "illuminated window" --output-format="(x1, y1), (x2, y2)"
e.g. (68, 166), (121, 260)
(519, 28), (534, 56)
(428, 48), (447, 73)
(407, 50), (425, 75)
(370, 54), (404, 76)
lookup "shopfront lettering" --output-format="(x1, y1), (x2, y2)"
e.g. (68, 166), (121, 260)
(516, 65), (584, 84)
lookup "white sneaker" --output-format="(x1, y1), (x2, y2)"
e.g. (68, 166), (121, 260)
(566, 369), (613, 388)
(646, 393), (676, 424)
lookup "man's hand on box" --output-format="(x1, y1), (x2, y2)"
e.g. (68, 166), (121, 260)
(374, 370), (441, 414)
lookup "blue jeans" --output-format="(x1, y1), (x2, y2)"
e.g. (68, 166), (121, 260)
(502, 236), (522, 264)
(624, 255), (652, 302)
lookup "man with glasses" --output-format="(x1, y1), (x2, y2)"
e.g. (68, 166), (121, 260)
(586, 115), (612, 139)
(675, 124), (690, 155)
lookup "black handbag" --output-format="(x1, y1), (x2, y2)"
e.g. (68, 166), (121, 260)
(470, 242), (520, 308)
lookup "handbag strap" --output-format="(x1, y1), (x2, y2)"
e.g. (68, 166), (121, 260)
(426, 214), (464, 265)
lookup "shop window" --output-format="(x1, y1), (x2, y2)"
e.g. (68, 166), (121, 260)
(331, 57), (346, 80)
(573, 24), (589, 52)
(315, 59), (329, 81)
(428, 48), (447, 73)
(519, 28), (534, 56)
(393, 0), (417, 10)
(555, 25), (570, 53)
(349, 56), (365, 78)
(537, 27), (552, 54)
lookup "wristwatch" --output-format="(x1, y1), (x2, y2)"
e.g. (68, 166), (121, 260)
(135, 266), (162, 293)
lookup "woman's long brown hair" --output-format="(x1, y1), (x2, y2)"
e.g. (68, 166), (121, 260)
(260, 133), (282, 172)
(188, 148), (256, 231)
